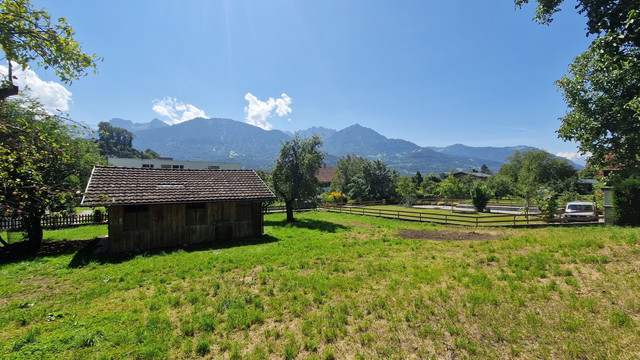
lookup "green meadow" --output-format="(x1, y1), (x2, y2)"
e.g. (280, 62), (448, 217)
(1, 211), (639, 359)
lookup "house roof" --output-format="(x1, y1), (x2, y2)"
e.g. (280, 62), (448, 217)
(316, 166), (337, 183)
(81, 166), (276, 206)
(453, 171), (492, 179)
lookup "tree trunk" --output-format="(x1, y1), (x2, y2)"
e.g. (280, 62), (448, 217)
(285, 199), (295, 222)
(24, 214), (43, 252)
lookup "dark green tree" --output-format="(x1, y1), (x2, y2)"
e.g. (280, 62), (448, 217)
(0, 0), (101, 100)
(420, 174), (441, 197)
(96, 122), (159, 159)
(411, 171), (423, 187)
(486, 174), (513, 202)
(348, 159), (399, 202)
(272, 135), (325, 222)
(0, 98), (102, 251)
(396, 176), (418, 206)
(499, 150), (577, 210)
(437, 176), (466, 200)
(612, 176), (640, 226)
(330, 154), (367, 194)
(470, 182), (491, 212)
(480, 164), (493, 175)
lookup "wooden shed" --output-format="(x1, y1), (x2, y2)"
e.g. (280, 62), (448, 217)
(81, 166), (276, 253)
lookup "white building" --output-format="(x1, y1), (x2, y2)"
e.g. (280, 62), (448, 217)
(108, 157), (242, 170)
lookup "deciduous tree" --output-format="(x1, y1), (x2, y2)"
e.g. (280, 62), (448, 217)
(499, 150), (577, 210)
(347, 159), (399, 202)
(396, 176), (418, 206)
(0, 98), (101, 251)
(516, 1), (640, 171)
(330, 154), (367, 194)
(0, 0), (101, 100)
(272, 135), (325, 222)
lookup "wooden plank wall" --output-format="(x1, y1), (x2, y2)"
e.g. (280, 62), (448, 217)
(108, 201), (263, 253)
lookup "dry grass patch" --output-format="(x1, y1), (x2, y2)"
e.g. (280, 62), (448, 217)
(398, 229), (501, 241)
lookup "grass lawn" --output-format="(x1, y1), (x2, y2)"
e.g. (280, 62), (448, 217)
(1, 211), (639, 359)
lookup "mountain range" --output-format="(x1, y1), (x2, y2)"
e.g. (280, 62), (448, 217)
(108, 117), (580, 174)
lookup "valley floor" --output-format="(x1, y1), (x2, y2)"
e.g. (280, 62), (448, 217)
(1, 211), (639, 359)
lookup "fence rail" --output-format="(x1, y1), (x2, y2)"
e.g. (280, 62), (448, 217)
(0, 214), (108, 231)
(321, 204), (602, 227)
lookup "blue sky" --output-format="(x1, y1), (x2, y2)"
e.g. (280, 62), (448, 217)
(13, 1), (592, 163)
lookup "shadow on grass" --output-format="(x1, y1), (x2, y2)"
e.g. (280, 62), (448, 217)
(0, 239), (95, 265)
(67, 235), (280, 268)
(264, 217), (348, 233)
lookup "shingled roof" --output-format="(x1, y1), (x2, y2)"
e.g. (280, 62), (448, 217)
(81, 166), (276, 206)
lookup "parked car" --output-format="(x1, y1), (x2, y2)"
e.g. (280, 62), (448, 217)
(562, 201), (596, 221)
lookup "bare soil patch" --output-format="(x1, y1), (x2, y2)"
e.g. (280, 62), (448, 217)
(398, 229), (500, 241)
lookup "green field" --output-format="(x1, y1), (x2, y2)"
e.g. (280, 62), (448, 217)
(1, 211), (639, 359)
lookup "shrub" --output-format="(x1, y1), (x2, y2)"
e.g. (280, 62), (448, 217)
(93, 208), (105, 223)
(470, 183), (491, 212)
(612, 177), (640, 226)
(536, 191), (558, 218)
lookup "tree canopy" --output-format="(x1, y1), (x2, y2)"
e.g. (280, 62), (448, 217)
(516, 0), (640, 171)
(347, 159), (399, 202)
(0, 0), (101, 100)
(97, 122), (159, 159)
(272, 135), (325, 222)
(499, 149), (577, 209)
(0, 98), (102, 250)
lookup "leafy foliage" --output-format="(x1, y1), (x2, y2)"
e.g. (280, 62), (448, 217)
(536, 190), (559, 217)
(0, 98), (102, 249)
(437, 176), (466, 200)
(470, 183), (491, 212)
(347, 159), (399, 202)
(556, 37), (640, 170)
(486, 175), (513, 201)
(0, 0), (101, 98)
(97, 122), (159, 159)
(499, 150), (577, 209)
(516, 0), (640, 171)
(272, 135), (325, 221)
(396, 176), (418, 206)
(419, 174), (442, 197)
(612, 176), (640, 226)
(330, 154), (367, 194)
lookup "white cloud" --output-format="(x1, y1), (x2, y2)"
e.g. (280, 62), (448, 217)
(0, 63), (72, 112)
(152, 97), (208, 125)
(244, 93), (292, 130)
(557, 151), (590, 165)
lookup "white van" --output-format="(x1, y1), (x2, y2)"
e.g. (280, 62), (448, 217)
(562, 201), (596, 220)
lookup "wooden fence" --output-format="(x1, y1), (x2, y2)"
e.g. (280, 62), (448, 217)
(264, 202), (318, 213)
(0, 213), (108, 231)
(321, 204), (602, 227)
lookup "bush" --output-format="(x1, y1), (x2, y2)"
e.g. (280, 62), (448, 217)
(93, 208), (105, 223)
(536, 191), (558, 218)
(470, 184), (490, 212)
(612, 177), (640, 226)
